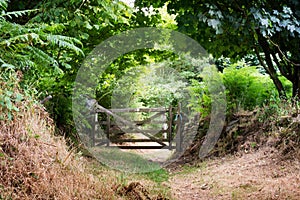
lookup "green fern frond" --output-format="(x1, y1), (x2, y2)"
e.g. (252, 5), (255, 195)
(1, 63), (15, 69)
(45, 34), (84, 56)
(0, 57), (15, 69)
(43, 23), (66, 34)
(0, 0), (8, 13)
(26, 46), (58, 66)
(0, 33), (41, 47)
(17, 59), (35, 70)
(0, 9), (40, 19)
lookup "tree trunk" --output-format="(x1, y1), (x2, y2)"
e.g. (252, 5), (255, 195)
(256, 31), (286, 98)
(255, 47), (286, 98)
(292, 66), (300, 100)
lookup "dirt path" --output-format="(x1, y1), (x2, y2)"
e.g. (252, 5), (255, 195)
(169, 147), (300, 200)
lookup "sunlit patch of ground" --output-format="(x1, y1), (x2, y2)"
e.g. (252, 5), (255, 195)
(168, 147), (300, 200)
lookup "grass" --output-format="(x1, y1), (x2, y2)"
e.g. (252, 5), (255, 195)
(0, 99), (121, 199)
(173, 161), (207, 176)
(90, 147), (163, 173)
(87, 156), (173, 199)
(231, 184), (258, 200)
(0, 100), (172, 199)
(143, 168), (169, 183)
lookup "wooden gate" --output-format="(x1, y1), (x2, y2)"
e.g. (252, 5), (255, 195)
(90, 104), (183, 151)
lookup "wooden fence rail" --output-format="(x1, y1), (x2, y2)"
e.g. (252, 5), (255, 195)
(90, 104), (183, 151)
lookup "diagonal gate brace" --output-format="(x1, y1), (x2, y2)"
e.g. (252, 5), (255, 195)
(95, 104), (167, 147)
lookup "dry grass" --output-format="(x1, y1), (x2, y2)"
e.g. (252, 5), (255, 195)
(0, 99), (120, 200)
(0, 74), (172, 200)
(169, 147), (300, 200)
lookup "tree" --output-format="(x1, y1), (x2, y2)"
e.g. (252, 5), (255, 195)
(0, 0), (83, 77)
(135, 0), (300, 99)
(15, 0), (135, 131)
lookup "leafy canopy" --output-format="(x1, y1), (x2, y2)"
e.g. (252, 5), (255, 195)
(135, 0), (300, 98)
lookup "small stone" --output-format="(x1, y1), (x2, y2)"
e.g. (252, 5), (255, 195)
(200, 183), (209, 190)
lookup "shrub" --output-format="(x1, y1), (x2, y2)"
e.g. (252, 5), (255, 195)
(222, 64), (276, 113)
(188, 62), (292, 117)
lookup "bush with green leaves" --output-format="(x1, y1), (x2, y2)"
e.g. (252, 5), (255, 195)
(0, 70), (25, 120)
(222, 63), (277, 112)
(188, 62), (293, 117)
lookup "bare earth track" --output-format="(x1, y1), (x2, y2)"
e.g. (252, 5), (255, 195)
(169, 147), (300, 200)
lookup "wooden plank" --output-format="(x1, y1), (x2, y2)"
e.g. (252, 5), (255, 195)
(94, 104), (167, 146)
(99, 119), (167, 126)
(96, 107), (168, 113)
(135, 111), (166, 125)
(175, 103), (183, 152)
(109, 138), (169, 143)
(116, 146), (176, 149)
(106, 113), (110, 146)
(110, 129), (168, 134)
(168, 106), (173, 148)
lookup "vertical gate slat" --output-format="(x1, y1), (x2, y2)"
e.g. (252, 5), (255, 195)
(176, 103), (182, 152)
(106, 113), (110, 146)
(168, 106), (173, 150)
(94, 105), (184, 150)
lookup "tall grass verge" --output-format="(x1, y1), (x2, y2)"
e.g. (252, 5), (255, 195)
(0, 72), (118, 199)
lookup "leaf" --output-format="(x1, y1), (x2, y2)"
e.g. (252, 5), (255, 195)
(1, 63), (15, 69)
(287, 24), (296, 32)
(207, 19), (220, 29)
(13, 106), (19, 112)
(7, 111), (12, 120)
(260, 18), (269, 27)
(1, 9), (39, 19)
(15, 93), (23, 102)
(5, 97), (13, 110)
(84, 21), (93, 30)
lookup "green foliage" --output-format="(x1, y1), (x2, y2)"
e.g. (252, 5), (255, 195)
(189, 62), (283, 116)
(96, 49), (179, 108)
(222, 64), (276, 112)
(0, 0), (84, 128)
(33, 0), (133, 52)
(143, 168), (169, 183)
(24, 0), (139, 132)
(188, 64), (225, 117)
(188, 76), (212, 116)
(0, 70), (25, 120)
(135, 0), (300, 99)
(0, 7), (83, 71)
(132, 62), (188, 108)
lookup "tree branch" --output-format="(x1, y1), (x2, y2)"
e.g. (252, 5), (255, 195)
(271, 50), (292, 81)
(268, 37), (300, 67)
(255, 30), (286, 97)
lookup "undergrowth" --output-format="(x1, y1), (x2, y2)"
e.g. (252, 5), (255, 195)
(0, 71), (172, 200)
(176, 98), (300, 164)
(0, 72), (120, 199)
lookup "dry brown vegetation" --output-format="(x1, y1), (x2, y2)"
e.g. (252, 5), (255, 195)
(169, 147), (300, 200)
(166, 103), (300, 200)
(0, 98), (122, 199)
(174, 103), (300, 165)
(1, 75), (299, 200)
(0, 99), (172, 200)
(0, 75), (172, 200)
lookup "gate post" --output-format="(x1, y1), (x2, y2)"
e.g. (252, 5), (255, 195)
(168, 106), (173, 150)
(106, 113), (110, 146)
(175, 103), (183, 152)
(91, 113), (97, 147)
